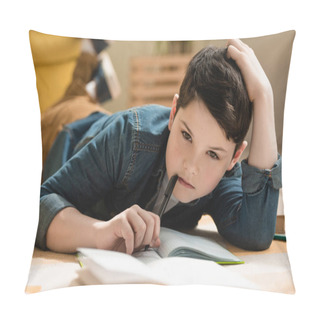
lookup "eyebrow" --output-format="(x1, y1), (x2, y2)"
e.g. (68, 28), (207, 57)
(180, 119), (228, 153)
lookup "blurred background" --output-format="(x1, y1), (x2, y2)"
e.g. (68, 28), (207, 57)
(103, 39), (227, 113)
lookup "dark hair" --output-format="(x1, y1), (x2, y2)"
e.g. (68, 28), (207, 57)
(177, 46), (252, 151)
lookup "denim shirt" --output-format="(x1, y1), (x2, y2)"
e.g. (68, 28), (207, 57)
(38, 105), (282, 251)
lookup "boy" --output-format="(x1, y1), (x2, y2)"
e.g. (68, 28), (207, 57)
(37, 39), (281, 254)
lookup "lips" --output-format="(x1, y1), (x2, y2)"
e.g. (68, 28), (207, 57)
(178, 177), (195, 189)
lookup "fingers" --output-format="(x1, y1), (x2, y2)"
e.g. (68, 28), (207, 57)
(226, 38), (271, 103)
(118, 217), (135, 254)
(119, 205), (160, 254)
(227, 39), (252, 55)
(227, 38), (250, 50)
(226, 39), (254, 66)
(134, 205), (160, 248)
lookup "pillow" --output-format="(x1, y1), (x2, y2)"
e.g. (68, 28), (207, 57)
(26, 30), (295, 294)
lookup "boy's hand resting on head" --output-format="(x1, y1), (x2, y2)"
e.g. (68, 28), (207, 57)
(226, 39), (272, 104)
(226, 38), (277, 169)
(95, 204), (161, 254)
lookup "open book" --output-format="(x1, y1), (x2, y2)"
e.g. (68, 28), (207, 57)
(154, 227), (242, 264)
(77, 228), (256, 288)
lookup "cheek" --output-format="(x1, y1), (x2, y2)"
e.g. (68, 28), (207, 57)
(198, 163), (227, 194)
(165, 134), (188, 178)
(200, 172), (220, 193)
(165, 137), (179, 173)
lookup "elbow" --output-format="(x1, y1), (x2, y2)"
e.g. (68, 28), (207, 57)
(221, 229), (274, 251)
(242, 235), (273, 251)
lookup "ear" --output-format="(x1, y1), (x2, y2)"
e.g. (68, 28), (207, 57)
(227, 141), (247, 171)
(168, 94), (179, 131)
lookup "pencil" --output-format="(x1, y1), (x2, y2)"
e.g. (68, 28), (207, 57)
(158, 174), (178, 219)
(144, 174), (178, 251)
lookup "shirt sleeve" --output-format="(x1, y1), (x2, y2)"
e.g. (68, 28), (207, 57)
(241, 155), (282, 193)
(36, 113), (133, 250)
(207, 155), (282, 251)
(36, 194), (75, 250)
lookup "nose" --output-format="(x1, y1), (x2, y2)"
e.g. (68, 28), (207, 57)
(183, 153), (199, 176)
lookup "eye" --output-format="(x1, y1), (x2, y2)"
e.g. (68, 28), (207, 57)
(207, 150), (219, 160)
(182, 130), (192, 142)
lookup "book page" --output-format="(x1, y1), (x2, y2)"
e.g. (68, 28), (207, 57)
(147, 257), (258, 288)
(77, 247), (257, 287)
(156, 228), (190, 257)
(77, 248), (168, 284)
(157, 227), (241, 263)
(133, 248), (161, 264)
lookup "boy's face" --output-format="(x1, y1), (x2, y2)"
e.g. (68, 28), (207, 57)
(166, 96), (246, 203)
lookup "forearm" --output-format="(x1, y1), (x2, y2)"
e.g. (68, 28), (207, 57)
(218, 187), (279, 251)
(226, 39), (278, 170)
(248, 88), (278, 169)
(210, 157), (282, 250)
(45, 204), (161, 254)
(46, 207), (102, 253)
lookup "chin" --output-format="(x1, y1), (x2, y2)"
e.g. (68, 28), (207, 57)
(173, 190), (199, 204)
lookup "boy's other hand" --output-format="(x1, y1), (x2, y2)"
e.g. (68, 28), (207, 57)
(227, 39), (278, 169)
(226, 39), (272, 103)
(95, 204), (161, 255)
